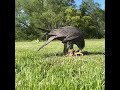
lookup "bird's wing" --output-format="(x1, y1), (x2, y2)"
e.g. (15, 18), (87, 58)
(48, 29), (67, 37)
(62, 34), (79, 43)
(37, 36), (58, 51)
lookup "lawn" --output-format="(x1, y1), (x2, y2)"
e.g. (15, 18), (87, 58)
(15, 39), (105, 90)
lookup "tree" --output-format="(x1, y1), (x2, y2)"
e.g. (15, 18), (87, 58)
(15, 0), (105, 40)
(65, 6), (81, 27)
(79, 0), (105, 38)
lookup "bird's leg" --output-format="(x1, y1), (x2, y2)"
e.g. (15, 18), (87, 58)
(63, 41), (74, 56)
(69, 42), (73, 49)
(66, 41), (75, 56)
(63, 43), (68, 55)
(68, 42), (74, 56)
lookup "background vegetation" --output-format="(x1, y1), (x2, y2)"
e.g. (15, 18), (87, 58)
(15, 0), (105, 41)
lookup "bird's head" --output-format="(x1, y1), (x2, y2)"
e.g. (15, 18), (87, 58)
(75, 37), (85, 50)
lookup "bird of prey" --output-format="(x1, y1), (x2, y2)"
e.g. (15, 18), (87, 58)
(37, 26), (85, 55)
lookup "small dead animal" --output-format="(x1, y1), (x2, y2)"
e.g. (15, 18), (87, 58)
(66, 49), (87, 56)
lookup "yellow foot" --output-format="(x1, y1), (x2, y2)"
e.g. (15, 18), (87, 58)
(74, 50), (84, 56)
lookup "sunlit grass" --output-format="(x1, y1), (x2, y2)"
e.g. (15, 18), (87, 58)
(15, 39), (105, 90)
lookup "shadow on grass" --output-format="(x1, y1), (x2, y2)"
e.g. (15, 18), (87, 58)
(41, 51), (105, 57)
(41, 52), (64, 57)
(75, 50), (105, 56)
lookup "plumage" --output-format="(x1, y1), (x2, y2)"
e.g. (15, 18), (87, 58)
(38, 26), (85, 55)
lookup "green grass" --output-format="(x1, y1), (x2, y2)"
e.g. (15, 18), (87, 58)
(15, 39), (105, 90)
